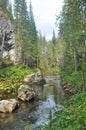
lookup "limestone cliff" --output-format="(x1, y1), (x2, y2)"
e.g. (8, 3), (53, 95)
(0, 9), (16, 63)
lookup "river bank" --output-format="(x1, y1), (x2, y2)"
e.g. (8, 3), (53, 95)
(43, 91), (86, 130)
(0, 75), (66, 130)
(0, 65), (85, 130)
(0, 64), (38, 100)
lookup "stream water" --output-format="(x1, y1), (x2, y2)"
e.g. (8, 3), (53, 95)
(0, 76), (66, 130)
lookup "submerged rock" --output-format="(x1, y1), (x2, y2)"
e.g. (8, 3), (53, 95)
(0, 99), (17, 113)
(18, 84), (36, 101)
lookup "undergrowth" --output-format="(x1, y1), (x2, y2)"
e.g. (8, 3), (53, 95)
(44, 91), (86, 130)
(0, 64), (38, 99)
(60, 70), (85, 90)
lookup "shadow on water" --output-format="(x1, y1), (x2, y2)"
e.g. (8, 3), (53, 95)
(0, 76), (67, 130)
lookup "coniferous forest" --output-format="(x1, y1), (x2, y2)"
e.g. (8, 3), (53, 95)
(0, 0), (86, 130)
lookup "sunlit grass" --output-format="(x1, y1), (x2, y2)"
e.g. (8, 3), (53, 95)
(0, 64), (38, 99)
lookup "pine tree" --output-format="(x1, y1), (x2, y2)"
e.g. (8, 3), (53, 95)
(14, 0), (30, 63)
(56, 0), (86, 88)
(27, 1), (38, 67)
(51, 30), (57, 63)
(0, 0), (12, 15)
(0, 0), (9, 11)
(7, 0), (13, 19)
(56, 0), (85, 72)
(14, 0), (38, 67)
(52, 30), (56, 45)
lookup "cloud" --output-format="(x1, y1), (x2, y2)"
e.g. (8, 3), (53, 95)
(27, 0), (63, 40)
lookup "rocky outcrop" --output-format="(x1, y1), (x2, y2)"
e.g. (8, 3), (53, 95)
(0, 9), (15, 61)
(0, 9), (22, 64)
(18, 71), (45, 101)
(0, 99), (17, 113)
(61, 80), (76, 94)
(18, 84), (36, 101)
(24, 71), (46, 85)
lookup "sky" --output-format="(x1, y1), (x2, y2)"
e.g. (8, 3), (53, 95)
(27, 0), (63, 40)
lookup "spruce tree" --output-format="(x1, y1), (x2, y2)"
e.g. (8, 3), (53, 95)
(14, 0), (38, 67)
(52, 30), (57, 63)
(14, 0), (29, 63)
(0, 0), (8, 11)
(27, 1), (38, 67)
(0, 0), (11, 14)
(52, 30), (56, 45)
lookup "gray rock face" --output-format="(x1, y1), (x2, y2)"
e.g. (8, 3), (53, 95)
(0, 99), (17, 113)
(24, 71), (45, 85)
(18, 84), (36, 101)
(0, 9), (15, 61)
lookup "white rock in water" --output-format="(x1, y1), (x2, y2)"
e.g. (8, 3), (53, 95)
(24, 71), (45, 84)
(0, 99), (17, 113)
(18, 84), (36, 101)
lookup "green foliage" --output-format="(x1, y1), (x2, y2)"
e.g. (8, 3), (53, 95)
(38, 35), (60, 75)
(14, 0), (38, 67)
(0, 64), (37, 79)
(61, 70), (83, 90)
(61, 71), (82, 85)
(0, 64), (38, 98)
(52, 30), (56, 45)
(25, 124), (32, 130)
(0, 0), (9, 12)
(44, 92), (86, 130)
(0, 0), (13, 19)
(56, 0), (86, 89)
(0, 56), (12, 66)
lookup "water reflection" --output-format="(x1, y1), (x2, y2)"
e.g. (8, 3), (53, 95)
(35, 76), (65, 104)
(0, 76), (65, 130)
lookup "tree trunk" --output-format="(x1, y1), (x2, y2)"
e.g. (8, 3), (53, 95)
(73, 47), (78, 72)
(72, 42), (78, 72)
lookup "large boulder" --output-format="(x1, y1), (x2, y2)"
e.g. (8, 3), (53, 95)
(0, 99), (17, 113)
(24, 71), (46, 85)
(18, 84), (36, 101)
